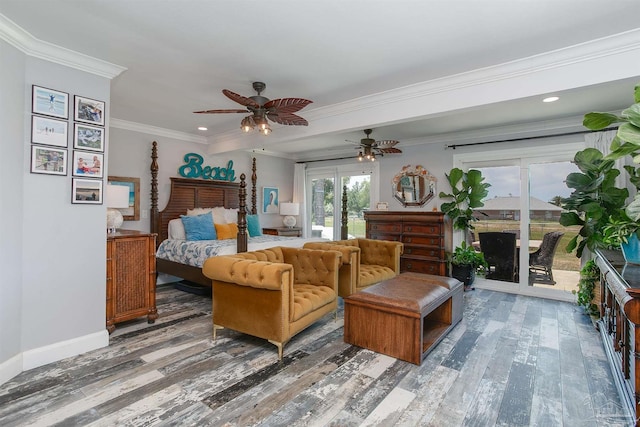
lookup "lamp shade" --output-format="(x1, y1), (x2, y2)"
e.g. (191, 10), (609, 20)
(279, 202), (299, 216)
(106, 184), (129, 208)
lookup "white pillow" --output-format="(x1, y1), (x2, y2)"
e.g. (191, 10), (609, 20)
(212, 207), (228, 224)
(224, 208), (239, 224)
(186, 207), (213, 216)
(168, 218), (187, 240)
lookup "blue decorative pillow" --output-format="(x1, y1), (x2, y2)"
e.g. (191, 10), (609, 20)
(181, 213), (217, 241)
(247, 214), (262, 237)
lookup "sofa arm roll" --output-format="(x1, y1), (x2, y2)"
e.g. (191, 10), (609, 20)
(202, 256), (293, 291)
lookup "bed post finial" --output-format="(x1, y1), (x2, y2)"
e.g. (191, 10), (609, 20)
(251, 157), (257, 215)
(237, 173), (248, 253)
(341, 184), (348, 239)
(151, 141), (159, 237)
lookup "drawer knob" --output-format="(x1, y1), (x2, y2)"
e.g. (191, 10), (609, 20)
(407, 226), (412, 231)
(406, 237), (412, 243)
(406, 248), (412, 254)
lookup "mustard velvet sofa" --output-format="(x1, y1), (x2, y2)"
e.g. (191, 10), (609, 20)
(201, 246), (341, 359)
(303, 238), (403, 297)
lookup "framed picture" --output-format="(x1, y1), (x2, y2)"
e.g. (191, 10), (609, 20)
(32, 85), (69, 119)
(74, 95), (105, 126)
(263, 186), (279, 214)
(31, 116), (68, 147)
(72, 150), (103, 178)
(30, 146), (67, 176)
(107, 176), (140, 221)
(376, 202), (389, 211)
(73, 123), (104, 152)
(72, 178), (103, 204)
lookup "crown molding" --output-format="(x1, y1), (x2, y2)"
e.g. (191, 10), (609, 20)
(110, 118), (208, 144)
(0, 13), (126, 79)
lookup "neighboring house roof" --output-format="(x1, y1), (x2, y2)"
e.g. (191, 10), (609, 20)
(477, 196), (563, 211)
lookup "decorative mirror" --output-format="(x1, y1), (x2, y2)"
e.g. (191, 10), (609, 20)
(392, 164), (437, 207)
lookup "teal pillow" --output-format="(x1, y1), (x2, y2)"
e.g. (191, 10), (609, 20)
(247, 214), (262, 237)
(181, 213), (217, 241)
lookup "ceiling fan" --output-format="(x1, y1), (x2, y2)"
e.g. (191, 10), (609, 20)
(194, 81), (312, 135)
(348, 129), (402, 161)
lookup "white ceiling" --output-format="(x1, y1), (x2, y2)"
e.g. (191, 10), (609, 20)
(2, 1), (640, 161)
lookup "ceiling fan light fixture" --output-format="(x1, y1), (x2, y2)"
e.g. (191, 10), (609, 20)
(358, 151), (363, 161)
(261, 124), (272, 135)
(240, 116), (254, 132)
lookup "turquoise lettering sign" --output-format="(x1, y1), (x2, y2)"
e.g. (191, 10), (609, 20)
(178, 153), (236, 182)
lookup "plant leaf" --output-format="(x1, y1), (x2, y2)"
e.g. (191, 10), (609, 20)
(583, 112), (621, 130)
(622, 103), (640, 128)
(618, 122), (640, 145)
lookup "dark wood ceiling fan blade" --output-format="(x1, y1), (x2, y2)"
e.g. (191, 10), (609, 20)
(377, 147), (402, 154)
(193, 109), (248, 114)
(222, 89), (260, 108)
(374, 140), (400, 147)
(267, 112), (309, 126)
(264, 98), (312, 114)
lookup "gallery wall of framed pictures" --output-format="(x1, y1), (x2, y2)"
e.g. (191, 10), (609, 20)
(30, 84), (106, 205)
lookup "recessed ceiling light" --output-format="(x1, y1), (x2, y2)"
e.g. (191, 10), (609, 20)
(543, 96), (559, 103)
(197, 126), (208, 131)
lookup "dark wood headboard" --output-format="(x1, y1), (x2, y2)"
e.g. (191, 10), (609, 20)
(149, 141), (256, 250)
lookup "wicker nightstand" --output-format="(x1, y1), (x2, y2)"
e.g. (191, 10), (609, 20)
(262, 227), (302, 237)
(106, 230), (157, 333)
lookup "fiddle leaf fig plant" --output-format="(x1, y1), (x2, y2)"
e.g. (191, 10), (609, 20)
(439, 168), (491, 231)
(583, 83), (640, 161)
(559, 148), (628, 257)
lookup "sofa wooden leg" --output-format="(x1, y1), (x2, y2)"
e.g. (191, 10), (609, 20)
(268, 340), (284, 360)
(213, 324), (224, 341)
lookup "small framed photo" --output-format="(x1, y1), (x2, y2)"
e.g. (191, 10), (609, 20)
(72, 150), (103, 178)
(31, 116), (68, 147)
(74, 95), (105, 126)
(72, 178), (103, 204)
(32, 85), (69, 119)
(107, 176), (140, 221)
(30, 146), (67, 176)
(376, 202), (389, 211)
(74, 123), (104, 152)
(263, 186), (279, 214)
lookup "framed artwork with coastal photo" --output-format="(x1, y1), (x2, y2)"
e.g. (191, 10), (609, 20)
(72, 178), (103, 204)
(74, 95), (105, 126)
(30, 146), (67, 176)
(73, 123), (104, 152)
(31, 115), (68, 147)
(262, 186), (279, 214)
(32, 85), (69, 119)
(107, 176), (140, 221)
(72, 150), (103, 178)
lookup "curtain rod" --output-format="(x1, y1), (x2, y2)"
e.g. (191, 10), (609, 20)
(445, 126), (618, 149)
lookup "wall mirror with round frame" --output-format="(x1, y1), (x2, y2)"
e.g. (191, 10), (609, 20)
(392, 165), (437, 207)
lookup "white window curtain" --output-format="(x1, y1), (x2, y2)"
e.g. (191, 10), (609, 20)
(293, 163), (307, 237)
(584, 129), (630, 195)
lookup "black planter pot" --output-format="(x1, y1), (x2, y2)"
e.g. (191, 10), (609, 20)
(451, 264), (476, 288)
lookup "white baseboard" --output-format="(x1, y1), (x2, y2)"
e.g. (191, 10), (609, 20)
(0, 353), (23, 386)
(22, 329), (109, 371)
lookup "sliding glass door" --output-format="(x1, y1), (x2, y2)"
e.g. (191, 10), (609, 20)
(457, 143), (583, 300)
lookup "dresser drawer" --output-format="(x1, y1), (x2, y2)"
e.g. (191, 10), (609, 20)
(368, 222), (402, 233)
(401, 235), (443, 246)
(402, 223), (442, 235)
(369, 233), (401, 242)
(401, 258), (445, 275)
(403, 246), (444, 259)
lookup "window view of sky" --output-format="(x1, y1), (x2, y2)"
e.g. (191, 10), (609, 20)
(477, 161), (579, 204)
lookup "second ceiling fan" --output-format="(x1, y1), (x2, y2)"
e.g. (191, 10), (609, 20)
(349, 129), (402, 161)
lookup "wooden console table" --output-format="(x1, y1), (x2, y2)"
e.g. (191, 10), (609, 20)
(262, 227), (302, 237)
(595, 249), (640, 425)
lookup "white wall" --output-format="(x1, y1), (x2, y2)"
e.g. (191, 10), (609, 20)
(108, 127), (296, 232)
(0, 44), (111, 385)
(0, 39), (25, 383)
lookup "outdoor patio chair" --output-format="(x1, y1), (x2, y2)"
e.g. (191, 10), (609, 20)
(529, 231), (564, 285)
(479, 232), (517, 282)
(502, 229), (520, 239)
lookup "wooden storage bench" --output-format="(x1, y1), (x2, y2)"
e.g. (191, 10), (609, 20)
(344, 272), (463, 365)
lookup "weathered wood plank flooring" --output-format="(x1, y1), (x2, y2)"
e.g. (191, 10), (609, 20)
(0, 284), (633, 426)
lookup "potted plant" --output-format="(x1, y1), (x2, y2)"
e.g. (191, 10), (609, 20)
(602, 193), (640, 263)
(449, 241), (488, 291)
(573, 259), (600, 317)
(439, 168), (491, 232)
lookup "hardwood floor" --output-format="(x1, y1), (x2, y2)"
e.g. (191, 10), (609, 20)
(0, 284), (633, 426)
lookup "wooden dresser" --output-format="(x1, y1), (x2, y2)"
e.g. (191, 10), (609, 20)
(364, 211), (450, 276)
(106, 230), (158, 333)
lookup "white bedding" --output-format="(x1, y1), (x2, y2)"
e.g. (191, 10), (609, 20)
(156, 235), (328, 268)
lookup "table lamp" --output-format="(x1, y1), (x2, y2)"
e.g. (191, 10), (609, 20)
(279, 202), (299, 228)
(106, 184), (130, 233)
